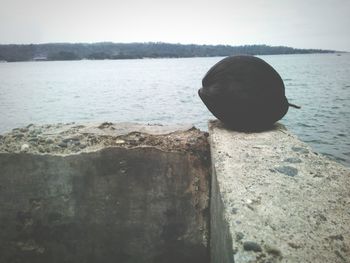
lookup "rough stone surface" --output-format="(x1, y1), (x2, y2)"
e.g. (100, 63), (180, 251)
(0, 122), (202, 155)
(209, 120), (350, 263)
(0, 123), (210, 263)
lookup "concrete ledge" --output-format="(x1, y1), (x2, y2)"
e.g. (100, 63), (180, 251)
(209, 120), (350, 263)
(2, 121), (350, 262)
(0, 123), (210, 263)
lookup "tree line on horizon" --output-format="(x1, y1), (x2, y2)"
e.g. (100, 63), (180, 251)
(0, 42), (336, 62)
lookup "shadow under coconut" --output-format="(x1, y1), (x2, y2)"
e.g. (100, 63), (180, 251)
(210, 119), (287, 133)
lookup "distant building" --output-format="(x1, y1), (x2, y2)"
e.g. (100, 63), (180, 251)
(33, 56), (47, 61)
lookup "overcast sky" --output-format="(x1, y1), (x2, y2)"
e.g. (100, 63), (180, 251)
(0, 0), (349, 51)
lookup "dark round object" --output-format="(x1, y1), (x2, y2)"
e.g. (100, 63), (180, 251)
(199, 55), (291, 131)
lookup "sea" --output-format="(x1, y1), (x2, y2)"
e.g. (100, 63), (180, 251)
(0, 53), (349, 166)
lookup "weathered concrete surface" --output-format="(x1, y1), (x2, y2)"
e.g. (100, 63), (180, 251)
(0, 123), (210, 263)
(0, 122), (198, 154)
(209, 120), (350, 263)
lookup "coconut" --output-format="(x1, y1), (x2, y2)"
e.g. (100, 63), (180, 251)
(198, 55), (299, 131)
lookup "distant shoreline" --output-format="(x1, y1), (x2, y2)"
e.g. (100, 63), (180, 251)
(0, 42), (340, 62)
(0, 53), (347, 64)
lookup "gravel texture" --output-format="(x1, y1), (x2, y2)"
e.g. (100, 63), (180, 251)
(209, 120), (350, 263)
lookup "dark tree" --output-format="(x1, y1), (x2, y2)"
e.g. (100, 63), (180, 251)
(48, 51), (80, 61)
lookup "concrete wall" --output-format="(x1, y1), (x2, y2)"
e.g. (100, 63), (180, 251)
(210, 164), (234, 263)
(0, 123), (210, 263)
(2, 121), (350, 263)
(209, 120), (350, 263)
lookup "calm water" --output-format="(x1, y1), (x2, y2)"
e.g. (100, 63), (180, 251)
(0, 54), (349, 166)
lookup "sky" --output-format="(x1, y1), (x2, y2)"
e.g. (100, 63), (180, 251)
(0, 0), (349, 51)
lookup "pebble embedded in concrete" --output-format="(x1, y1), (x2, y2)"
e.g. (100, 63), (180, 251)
(20, 144), (29, 152)
(284, 157), (302, 163)
(243, 241), (262, 252)
(274, 166), (299, 177)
